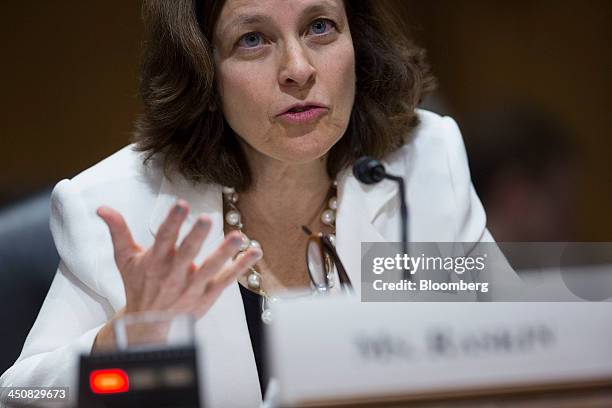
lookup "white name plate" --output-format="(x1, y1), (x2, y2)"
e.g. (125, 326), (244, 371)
(268, 297), (612, 406)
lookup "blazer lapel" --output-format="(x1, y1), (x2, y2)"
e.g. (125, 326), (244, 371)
(148, 176), (262, 406)
(335, 150), (410, 295)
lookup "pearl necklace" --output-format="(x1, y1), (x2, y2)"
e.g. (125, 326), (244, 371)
(222, 182), (338, 323)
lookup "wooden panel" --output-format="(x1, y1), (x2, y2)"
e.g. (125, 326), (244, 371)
(1, 1), (610, 239)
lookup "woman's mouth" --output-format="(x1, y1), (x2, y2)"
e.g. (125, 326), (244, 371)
(278, 106), (328, 125)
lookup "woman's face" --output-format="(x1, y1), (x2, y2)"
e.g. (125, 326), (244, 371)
(212, 0), (355, 166)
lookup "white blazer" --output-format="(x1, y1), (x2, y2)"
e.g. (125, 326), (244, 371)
(0, 110), (503, 407)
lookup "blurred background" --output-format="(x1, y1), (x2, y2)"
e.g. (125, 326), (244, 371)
(0, 0), (611, 372)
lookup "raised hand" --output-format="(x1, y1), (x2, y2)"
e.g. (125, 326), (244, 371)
(93, 199), (261, 350)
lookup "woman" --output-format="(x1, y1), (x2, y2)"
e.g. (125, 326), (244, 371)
(1, 0), (497, 406)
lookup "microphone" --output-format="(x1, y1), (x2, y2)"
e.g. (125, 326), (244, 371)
(353, 157), (410, 280)
(352, 157), (386, 184)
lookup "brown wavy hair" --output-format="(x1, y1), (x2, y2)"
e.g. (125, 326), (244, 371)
(134, 0), (435, 191)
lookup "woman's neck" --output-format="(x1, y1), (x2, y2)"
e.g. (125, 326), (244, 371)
(238, 146), (333, 234)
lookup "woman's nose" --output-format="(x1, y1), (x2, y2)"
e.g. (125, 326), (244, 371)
(278, 40), (316, 89)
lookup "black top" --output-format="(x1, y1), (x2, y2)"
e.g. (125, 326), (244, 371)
(238, 283), (268, 397)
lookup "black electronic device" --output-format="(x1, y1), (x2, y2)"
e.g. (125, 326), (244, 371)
(77, 346), (201, 408)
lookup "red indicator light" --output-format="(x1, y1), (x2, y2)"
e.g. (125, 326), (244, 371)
(90, 368), (129, 394)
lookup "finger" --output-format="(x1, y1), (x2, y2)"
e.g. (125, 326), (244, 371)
(196, 231), (244, 278)
(172, 214), (212, 280)
(152, 199), (189, 256)
(184, 231), (243, 295)
(189, 248), (263, 316)
(205, 247), (263, 297)
(191, 247), (263, 317)
(97, 206), (140, 268)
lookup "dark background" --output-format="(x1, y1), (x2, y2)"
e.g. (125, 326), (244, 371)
(1, 0), (611, 238)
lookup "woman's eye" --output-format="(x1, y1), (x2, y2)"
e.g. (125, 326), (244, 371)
(309, 18), (335, 36)
(238, 32), (263, 48)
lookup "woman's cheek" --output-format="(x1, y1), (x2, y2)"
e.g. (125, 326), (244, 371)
(328, 43), (356, 119)
(322, 36), (355, 87)
(340, 43), (356, 91)
(220, 64), (269, 131)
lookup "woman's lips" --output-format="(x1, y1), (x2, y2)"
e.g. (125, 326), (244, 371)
(277, 106), (328, 124)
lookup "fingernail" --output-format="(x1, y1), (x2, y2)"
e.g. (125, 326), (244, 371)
(250, 249), (263, 260)
(196, 217), (209, 228)
(174, 204), (186, 214)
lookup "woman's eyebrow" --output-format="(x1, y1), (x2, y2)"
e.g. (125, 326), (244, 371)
(219, 14), (271, 40)
(219, 1), (341, 39)
(300, 2), (341, 19)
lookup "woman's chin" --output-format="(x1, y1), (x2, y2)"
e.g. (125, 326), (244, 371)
(273, 138), (336, 164)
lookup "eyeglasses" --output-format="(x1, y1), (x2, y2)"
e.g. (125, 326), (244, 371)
(301, 226), (353, 294)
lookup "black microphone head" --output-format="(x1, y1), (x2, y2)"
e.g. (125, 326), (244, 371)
(353, 156), (386, 184)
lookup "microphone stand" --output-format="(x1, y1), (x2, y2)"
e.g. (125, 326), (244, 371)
(383, 174), (410, 281)
(352, 157), (411, 281)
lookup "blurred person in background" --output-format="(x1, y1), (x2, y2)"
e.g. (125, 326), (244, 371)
(463, 105), (578, 243)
